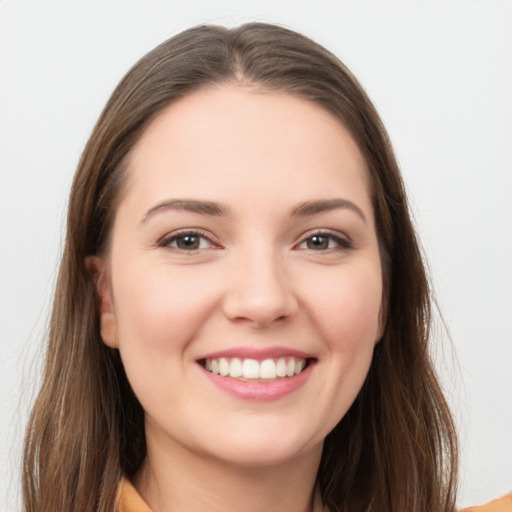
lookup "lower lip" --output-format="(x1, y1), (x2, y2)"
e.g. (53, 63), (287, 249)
(200, 363), (313, 401)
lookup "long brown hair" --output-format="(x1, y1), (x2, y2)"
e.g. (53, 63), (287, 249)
(23, 23), (457, 512)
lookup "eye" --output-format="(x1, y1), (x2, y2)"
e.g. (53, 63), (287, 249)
(159, 231), (216, 252)
(297, 232), (352, 251)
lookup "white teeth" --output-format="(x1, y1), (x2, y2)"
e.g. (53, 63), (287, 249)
(276, 357), (287, 377)
(286, 359), (295, 377)
(260, 359), (276, 379)
(219, 357), (229, 377)
(204, 357), (307, 380)
(229, 357), (243, 378)
(242, 359), (260, 379)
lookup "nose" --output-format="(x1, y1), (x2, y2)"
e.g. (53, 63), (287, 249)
(222, 246), (298, 328)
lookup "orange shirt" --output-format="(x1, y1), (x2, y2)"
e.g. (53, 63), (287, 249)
(115, 478), (512, 512)
(115, 479), (152, 512)
(463, 494), (512, 512)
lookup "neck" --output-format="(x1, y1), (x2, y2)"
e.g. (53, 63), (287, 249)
(134, 427), (324, 512)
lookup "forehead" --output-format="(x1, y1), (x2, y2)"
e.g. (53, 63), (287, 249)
(123, 84), (371, 214)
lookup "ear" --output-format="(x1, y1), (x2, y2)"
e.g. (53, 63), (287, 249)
(85, 256), (119, 348)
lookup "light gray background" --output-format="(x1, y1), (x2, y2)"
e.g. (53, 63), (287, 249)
(1, 1), (511, 509)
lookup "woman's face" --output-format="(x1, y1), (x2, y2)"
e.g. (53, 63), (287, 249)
(96, 85), (383, 467)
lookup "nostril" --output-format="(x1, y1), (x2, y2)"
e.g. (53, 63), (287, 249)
(222, 286), (299, 328)
(220, 256), (299, 324)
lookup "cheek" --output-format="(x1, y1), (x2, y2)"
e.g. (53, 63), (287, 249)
(111, 263), (220, 354)
(109, 265), (223, 420)
(303, 264), (383, 351)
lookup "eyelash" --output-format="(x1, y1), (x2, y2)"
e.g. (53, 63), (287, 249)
(158, 230), (217, 253)
(158, 229), (352, 254)
(296, 230), (353, 252)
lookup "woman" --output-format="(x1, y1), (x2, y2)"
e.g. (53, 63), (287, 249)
(21, 23), (510, 512)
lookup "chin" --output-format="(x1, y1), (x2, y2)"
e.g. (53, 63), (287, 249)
(210, 444), (316, 469)
(196, 424), (324, 468)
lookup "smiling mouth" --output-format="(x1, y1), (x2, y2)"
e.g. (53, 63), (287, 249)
(200, 357), (311, 381)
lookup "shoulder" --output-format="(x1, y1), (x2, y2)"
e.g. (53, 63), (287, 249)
(114, 480), (512, 512)
(114, 477), (153, 512)
(461, 494), (512, 512)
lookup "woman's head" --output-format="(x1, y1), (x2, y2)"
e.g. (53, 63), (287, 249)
(89, 83), (384, 470)
(24, 23), (457, 512)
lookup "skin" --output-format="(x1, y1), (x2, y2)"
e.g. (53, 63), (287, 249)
(93, 84), (384, 512)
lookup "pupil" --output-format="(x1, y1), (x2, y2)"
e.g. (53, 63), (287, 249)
(177, 236), (199, 250)
(308, 236), (328, 250)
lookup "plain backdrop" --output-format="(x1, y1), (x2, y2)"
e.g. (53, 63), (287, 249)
(1, 1), (511, 509)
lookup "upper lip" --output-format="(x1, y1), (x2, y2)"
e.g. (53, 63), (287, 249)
(197, 346), (314, 361)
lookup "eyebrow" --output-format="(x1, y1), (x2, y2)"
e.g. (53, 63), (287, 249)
(141, 199), (230, 223)
(291, 198), (367, 223)
(141, 197), (367, 224)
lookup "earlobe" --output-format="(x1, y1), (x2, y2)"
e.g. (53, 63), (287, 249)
(85, 255), (119, 349)
(99, 311), (119, 349)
